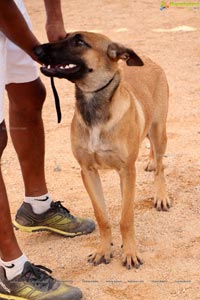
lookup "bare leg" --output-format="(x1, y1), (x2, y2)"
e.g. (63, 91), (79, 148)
(0, 121), (22, 261)
(6, 78), (47, 197)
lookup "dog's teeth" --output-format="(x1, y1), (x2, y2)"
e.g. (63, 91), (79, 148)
(60, 66), (64, 69)
(63, 64), (77, 70)
(47, 65), (51, 69)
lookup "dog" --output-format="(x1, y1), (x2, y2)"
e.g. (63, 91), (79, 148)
(34, 31), (171, 269)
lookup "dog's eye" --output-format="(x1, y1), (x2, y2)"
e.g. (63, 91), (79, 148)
(76, 39), (85, 46)
(73, 34), (91, 48)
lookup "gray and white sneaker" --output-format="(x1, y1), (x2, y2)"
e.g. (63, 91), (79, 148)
(14, 201), (95, 237)
(0, 261), (82, 300)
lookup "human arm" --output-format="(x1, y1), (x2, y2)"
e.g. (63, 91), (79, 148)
(43, 0), (66, 42)
(0, 0), (40, 60)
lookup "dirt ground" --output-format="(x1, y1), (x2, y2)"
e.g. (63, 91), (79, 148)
(2, 1), (200, 299)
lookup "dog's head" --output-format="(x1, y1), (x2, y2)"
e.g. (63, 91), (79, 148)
(34, 31), (143, 91)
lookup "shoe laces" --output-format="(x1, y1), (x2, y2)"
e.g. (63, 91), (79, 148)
(51, 201), (75, 220)
(21, 263), (54, 290)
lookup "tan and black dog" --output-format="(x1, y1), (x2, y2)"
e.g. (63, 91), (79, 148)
(34, 31), (171, 269)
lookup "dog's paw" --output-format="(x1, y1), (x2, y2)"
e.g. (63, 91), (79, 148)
(145, 159), (156, 172)
(87, 247), (113, 266)
(154, 196), (171, 211)
(122, 251), (143, 270)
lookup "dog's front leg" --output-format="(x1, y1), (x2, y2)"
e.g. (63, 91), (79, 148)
(81, 167), (112, 266)
(119, 165), (143, 269)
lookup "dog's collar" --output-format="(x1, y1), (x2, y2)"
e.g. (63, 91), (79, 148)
(49, 72), (119, 123)
(76, 72), (119, 94)
(92, 73), (117, 93)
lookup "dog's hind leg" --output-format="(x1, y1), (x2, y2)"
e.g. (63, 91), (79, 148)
(148, 123), (171, 211)
(81, 168), (112, 265)
(145, 134), (156, 172)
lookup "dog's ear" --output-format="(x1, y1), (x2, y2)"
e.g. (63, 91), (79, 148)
(107, 43), (144, 66)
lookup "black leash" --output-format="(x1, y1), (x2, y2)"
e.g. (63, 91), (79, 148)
(50, 77), (62, 123)
(50, 72), (118, 123)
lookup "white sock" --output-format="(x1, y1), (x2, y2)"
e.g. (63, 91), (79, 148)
(0, 254), (28, 280)
(24, 193), (52, 214)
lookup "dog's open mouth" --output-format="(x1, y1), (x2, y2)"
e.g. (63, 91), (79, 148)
(40, 63), (81, 78)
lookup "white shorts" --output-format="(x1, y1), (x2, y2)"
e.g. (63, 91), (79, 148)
(0, 0), (39, 124)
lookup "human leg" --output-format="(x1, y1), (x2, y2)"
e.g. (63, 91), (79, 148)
(0, 121), (22, 262)
(7, 78), (47, 197)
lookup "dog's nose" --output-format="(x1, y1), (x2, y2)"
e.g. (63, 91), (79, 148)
(33, 45), (46, 60)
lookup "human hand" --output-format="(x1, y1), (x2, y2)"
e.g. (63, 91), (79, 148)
(46, 21), (67, 42)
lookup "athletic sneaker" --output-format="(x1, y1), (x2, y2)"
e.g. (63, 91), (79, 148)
(0, 261), (82, 300)
(13, 201), (95, 237)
